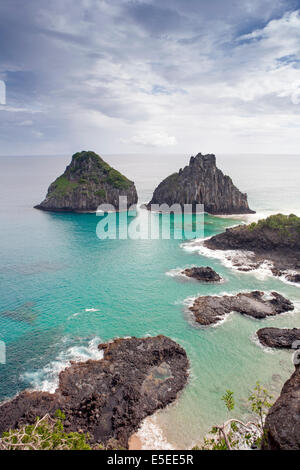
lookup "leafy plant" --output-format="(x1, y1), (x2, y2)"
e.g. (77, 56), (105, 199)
(193, 382), (273, 450)
(0, 410), (94, 451)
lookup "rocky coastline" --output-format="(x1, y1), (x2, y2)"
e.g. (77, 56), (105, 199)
(0, 336), (189, 449)
(189, 291), (293, 326)
(204, 214), (300, 284)
(263, 362), (300, 449)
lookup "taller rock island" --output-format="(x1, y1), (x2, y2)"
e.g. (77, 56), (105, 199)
(147, 153), (254, 215)
(35, 151), (138, 212)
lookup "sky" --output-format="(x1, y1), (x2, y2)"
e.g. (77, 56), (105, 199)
(0, 0), (300, 155)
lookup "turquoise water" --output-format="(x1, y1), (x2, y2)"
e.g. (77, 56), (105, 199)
(0, 153), (299, 448)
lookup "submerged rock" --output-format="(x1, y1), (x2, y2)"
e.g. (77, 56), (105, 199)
(35, 151), (138, 213)
(263, 363), (300, 449)
(205, 214), (300, 284)
(147, 153), (254, 215)
(182, 266), (222, 282)
(0, 336), (189, 449)
(257, 327), (300, 349)
(189, 291), (293, 326)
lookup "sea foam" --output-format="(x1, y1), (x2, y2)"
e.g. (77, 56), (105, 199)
(22, 337), (104, 394)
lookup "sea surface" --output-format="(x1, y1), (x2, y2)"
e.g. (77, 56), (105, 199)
(0, 153), (299, 449)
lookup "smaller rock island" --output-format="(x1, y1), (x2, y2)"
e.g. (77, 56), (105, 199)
(35, 151), (138, 213)
(147, 153), (255, 215)
(182, 266), (222, 282)
(189, 291), (293, 326)
(257, 327), (300, 349)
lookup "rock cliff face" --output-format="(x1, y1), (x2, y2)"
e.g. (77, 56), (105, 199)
(263, 363), (300, 449)
(0, 336), (189, 449)
(147, 153), (254, 214)
(35, 151), (138, 212)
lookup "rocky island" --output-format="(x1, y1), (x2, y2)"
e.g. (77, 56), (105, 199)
(182, 266), (222, 282)
(147, 153), (254, 215)
(35, 151), (138, 212)
(257, 327), (300, 349)
(0, 335), (189, 449)
(189, 291), (293, 326)
(205, 214), (300, 284)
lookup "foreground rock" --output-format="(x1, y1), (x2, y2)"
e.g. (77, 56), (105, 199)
(35, 151), (138, 212)
(205, 214), (300, 284)
(147, 153), (254, 215)
(183, 266), (222, 282)
(257, 327), (300, 349)
(189, 291), (293, 326)
(263, 363), (300, 449)
(0, 336), (188, 449)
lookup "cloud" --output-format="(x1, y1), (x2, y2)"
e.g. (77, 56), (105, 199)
(0, 0), (300, 154)
(123, 131), (177, 147)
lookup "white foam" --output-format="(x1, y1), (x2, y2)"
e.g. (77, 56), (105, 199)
(22, 337), (104, 394)
(85, 308), (100, 312)
(182, 238), (276, 281)
(135, 415), (174, 450)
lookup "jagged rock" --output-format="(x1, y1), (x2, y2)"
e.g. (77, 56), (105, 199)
(257, 327), (300, 349)
(182, 266), (222, 282)
(0, 336), (189, 449)
(147, 153), (254, 215)
(189, 291), (293, 326)
(35, 151), (138, 212)
(263, 363), (300, 449)
(286, 274), (300, 283)
(205, 214), (300, 284)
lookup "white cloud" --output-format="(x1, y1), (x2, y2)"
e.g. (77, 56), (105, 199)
(122, 131), (177, 147)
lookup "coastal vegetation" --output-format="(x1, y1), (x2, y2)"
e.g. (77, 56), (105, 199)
(248, 213), (300, 237)
(0, 410), (93, 450)
(193, 383), (273, 450)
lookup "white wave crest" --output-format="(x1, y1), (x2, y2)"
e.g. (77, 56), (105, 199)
(22, 337), (104, 394)
(135, 415), (174, 450)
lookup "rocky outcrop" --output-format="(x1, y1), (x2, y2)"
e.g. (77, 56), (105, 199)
(263, 363), (300, 449)
(257, 327), (300, 349)
(35, 151), (138, 212)
(205, 214), (300, 284)
(182, 266), (222, 282)
(0, 336), (189, 449)
(147, 153), (254, 215)
(189, 291), (293, 326)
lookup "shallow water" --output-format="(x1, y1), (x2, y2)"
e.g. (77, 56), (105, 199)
(0, 153), (299, 448)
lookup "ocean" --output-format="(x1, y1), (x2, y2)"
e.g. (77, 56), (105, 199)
(0, 153), (299, 449)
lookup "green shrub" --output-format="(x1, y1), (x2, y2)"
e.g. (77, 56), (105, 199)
(0, 410), (94, 451)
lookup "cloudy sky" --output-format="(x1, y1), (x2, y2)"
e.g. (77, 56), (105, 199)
(1, 0), (300, 155)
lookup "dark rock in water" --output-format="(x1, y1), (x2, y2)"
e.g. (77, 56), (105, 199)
(257, 327), (300, 349)
(183, 266), (222, 282)
(205, 214), (300, 284)
(286, 273), (300, 283)
(263, 363), (300, 449)
(189, 291), (293, 326)
(0, 336), (189, 449)
(147, 153), (254, 215)
(35, 151), (138, 213)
